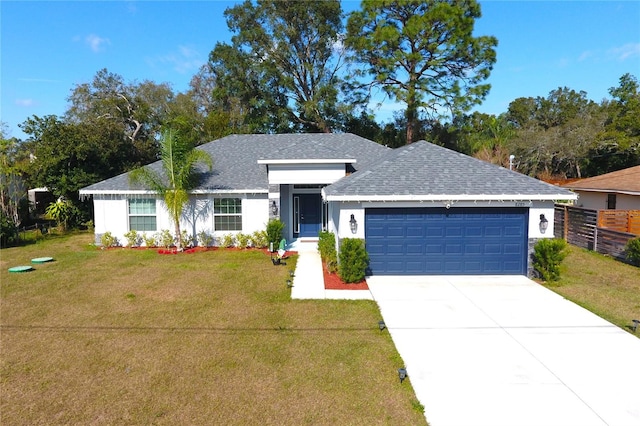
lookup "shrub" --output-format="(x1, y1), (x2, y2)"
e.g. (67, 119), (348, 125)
(251, 230), (268, 249)
(0, 210), (18, 248)
(142, 232), (157, 247)
(180, 230), (194, 248)
(624, 237), (640, 266)
(338, 238), (369, 283)
(236, 233), (251, 249)
(45, 199), (81, 231)
(221, 233), (236, 248)
(100, 232), (119, 248)
(532, 238), (568, 282)
(158, 229), (175, 248)
(266, 219), (285, 250)
(318, 231), (338, 273)
(197, 230), (214, 247)
(123, 230), (141, 247)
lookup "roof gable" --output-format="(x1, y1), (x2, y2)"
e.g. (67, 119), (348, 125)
(324, 141), (576, 201)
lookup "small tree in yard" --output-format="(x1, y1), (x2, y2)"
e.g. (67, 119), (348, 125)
(129, 129), (212, 251)
(533, 238), (568, 282)
(338, 238), (369, 283)
(266, 219), (285, 251)
(624, 237), (640, 266)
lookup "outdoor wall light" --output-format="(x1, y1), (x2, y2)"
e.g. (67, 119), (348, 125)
(271, 200), (278, 216)
(378, 320), (386, 331)
(539, 214), (549, 234)
(349, 214), (357, 234)
(398, 367), (407, 383)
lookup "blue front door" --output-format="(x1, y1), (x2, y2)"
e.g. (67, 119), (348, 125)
(297, 194), (321, 237)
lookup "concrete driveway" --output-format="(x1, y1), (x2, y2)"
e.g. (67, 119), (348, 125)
(366, 275), (640, 426)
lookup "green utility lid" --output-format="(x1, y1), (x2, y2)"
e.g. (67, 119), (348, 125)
(8, 266), (34, 273)
(31, 257), (54, 264)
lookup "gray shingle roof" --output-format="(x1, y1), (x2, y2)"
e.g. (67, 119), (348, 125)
(323, 141), (577, 201)
(80, 133), (390, 194)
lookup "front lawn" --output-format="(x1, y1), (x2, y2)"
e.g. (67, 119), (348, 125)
(543, 244), (640, 334)
(0, 233), (427, 425)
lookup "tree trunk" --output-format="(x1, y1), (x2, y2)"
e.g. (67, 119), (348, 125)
(174, 220), (183, 252)
(405, 84), (417, 144)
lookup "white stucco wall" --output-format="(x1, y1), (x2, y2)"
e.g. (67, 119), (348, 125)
(575, 190), (640, 211)
(267, 164), (346, 185)
(92, 193), (269, 246)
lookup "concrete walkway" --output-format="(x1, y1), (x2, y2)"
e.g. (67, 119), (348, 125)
(287, 240), (372, 300)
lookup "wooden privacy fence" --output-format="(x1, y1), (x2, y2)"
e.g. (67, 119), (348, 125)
(598, 210), (640, 235)
(555, 204), (638, 263)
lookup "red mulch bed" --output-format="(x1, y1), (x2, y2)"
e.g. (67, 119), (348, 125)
(322, 262), (369, 290)
(157, 246), (217, 255)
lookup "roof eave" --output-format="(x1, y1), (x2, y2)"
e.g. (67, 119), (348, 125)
(257, 158), (356, 165)
(79, 189), (269, 196)
(323, 193), (578, 202)
(567, 187), (640, 196)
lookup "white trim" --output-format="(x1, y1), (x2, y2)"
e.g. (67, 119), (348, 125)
(569, 188), (640, 197)
(79, 189), (268, 196)
(257, 158), (356, 165)
(322, 193), (578, 202)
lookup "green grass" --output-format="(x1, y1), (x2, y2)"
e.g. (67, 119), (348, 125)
(0, 233), (427, 425)
(542, 244), (640, 334)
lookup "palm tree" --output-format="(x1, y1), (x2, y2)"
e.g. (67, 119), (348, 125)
(129, 129), (213, 250)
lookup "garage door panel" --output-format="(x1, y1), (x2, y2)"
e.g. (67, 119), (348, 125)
(465, 243), (482, 254)
(484, 226), (503, 237)
(426, 226), (445, 237)
(484, 243), (502, 255)
(406, 244), (424, 255)
(366, 207), (528, 275)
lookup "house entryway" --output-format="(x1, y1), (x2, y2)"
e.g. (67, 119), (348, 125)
(294, 193), (322, 238)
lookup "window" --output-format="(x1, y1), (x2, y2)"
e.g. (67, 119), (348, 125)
(607, 193), (617, 210)
(214, 198), (242, 231)
(129, 199), (157, 231)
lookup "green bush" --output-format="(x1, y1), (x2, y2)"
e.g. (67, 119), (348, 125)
(197, 230), (214, 247)
(0, 210), (18, 248)
(123, 230), (141, 247)
(338, 238), (369, 283)
(266, 219), (285, 250)
(624, 237), (640, 266)
(236, 233), (251, 249)
(221, 233), (236, 248)
(532, 238), (568, 282)
(251, 230), (268, 249)
(318, 231), (338, 273)
(180, 230), (193, 248)
(100, 232), (119, 248)
(158, 229), (175, 248)
(142, 232), (157, 247)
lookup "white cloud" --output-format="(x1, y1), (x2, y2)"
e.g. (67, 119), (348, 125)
(151, 45), (204, 74)
(15, 98), (36, 107)
(578, 50), (595, 62)
(85, 34), (111, 52)
(609, 43), (640, 61)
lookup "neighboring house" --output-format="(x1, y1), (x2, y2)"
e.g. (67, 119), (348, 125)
(79, 133), (576, 276)
(562, 165), (640, 211)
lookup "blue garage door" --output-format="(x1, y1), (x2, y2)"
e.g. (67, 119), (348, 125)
(365, 207), (528, 275)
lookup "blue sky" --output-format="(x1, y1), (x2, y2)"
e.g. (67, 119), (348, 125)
(2, 1), (639, 140)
